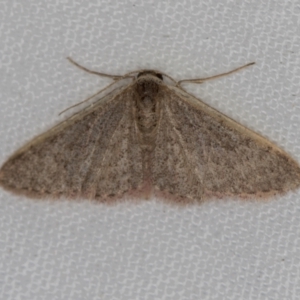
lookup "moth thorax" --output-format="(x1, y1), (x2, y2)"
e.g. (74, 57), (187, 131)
(135, 78), (160, 134)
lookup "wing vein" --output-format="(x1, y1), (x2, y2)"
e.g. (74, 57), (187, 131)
(89, 103), (129, 190)
(164, 102), (204, 186)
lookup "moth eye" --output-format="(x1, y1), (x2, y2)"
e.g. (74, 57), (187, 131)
(155, 73), (163, 80)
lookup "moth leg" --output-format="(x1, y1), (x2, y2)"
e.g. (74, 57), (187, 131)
(59, 80), (125, 115)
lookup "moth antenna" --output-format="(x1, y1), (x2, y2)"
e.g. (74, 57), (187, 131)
(67, 57), (123, 80)
(177, 62), (255, 86)
(61, 58), (136, 115)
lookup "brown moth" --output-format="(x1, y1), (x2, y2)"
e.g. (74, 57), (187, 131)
(1, 59), (300, 204)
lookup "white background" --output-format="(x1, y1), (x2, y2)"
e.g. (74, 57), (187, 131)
(1, 1), (300, 299)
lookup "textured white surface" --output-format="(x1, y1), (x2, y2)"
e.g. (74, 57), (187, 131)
(1, 1), (300, 299)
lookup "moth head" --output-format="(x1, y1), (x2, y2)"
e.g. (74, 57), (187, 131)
(135, 71), (163, 98)
(137, 70), (163, 81)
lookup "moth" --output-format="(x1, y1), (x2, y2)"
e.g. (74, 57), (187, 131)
(1, 59), (300, 203)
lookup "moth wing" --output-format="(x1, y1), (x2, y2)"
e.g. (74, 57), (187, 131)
(152, 86), (300, 202)
(0, 86), (144, 201)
